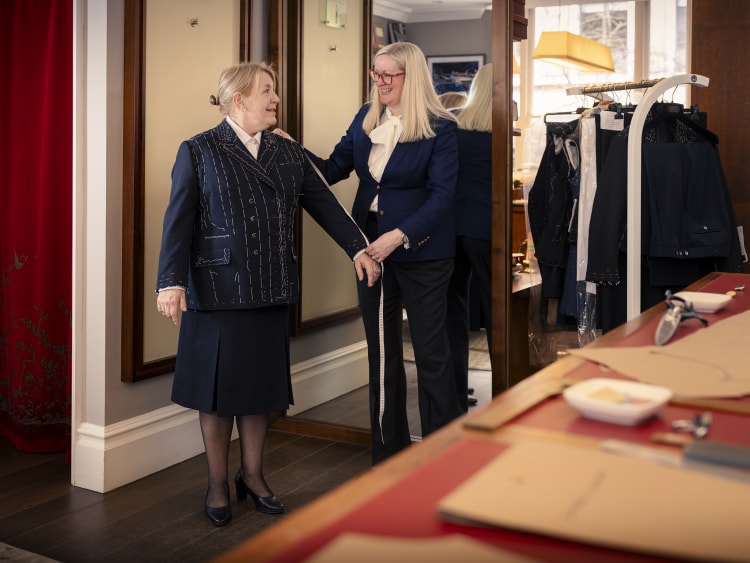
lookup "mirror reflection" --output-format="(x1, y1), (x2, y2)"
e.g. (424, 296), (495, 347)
(286, 1), (495, 439)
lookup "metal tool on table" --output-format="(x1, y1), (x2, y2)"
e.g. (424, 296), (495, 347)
(650, 412), (713, 447)
(670, 411), (713, 439)
(654, 290), (709, 346)
(650, 411), (750, 477)
(603, 438), (750, 484)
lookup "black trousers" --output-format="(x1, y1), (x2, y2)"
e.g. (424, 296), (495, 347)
(446, 236), (493, 413)
(359, 213), (462, 464)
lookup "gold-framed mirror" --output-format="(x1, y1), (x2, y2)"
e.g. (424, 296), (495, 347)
(120, 0), (517, 446)
(121, 0), (254, 382)
(272, 0), (517, 439)
(120, 0), (372, 382)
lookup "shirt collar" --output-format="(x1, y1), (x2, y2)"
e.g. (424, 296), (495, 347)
(225, 116), (262, 147)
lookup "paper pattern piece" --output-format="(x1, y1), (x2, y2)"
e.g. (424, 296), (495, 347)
(438, 442), (750, 562)
(301, 532), (541, 563)
(568, 310), (750, 397)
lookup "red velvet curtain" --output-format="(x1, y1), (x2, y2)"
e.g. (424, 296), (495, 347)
(0, 0), (73, 453)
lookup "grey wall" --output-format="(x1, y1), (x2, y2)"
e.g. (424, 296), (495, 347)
(393, 11), (492, 63)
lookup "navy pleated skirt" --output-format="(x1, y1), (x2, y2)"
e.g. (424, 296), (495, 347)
(171, 306), (293, 416)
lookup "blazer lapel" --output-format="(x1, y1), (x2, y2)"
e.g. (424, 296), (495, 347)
(216, 121), (277, 190)
(256, 130), (281, 172)
(355, 131), (378, 184)
(382, 141), (409, 178)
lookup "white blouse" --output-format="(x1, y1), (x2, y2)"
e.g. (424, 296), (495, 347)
(367, 108), (403, 211)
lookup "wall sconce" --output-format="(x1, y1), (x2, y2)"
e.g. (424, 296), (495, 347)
(532, 31), (614, 73)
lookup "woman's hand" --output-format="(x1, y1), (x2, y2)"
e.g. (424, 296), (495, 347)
(354, 252), (382, 287)
(365, 229), (404, 264)
(270, 128), (295, 142)
(156, 288), (187, 325)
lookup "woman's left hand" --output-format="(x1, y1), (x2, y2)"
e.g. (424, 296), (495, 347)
(365, 229), (403, 264)
(354, 252), (381, 287)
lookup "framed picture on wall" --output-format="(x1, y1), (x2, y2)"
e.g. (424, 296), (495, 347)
(372, 23), (387, 57)
(323, 0), (348, 29)
(427, 55), (484, 94)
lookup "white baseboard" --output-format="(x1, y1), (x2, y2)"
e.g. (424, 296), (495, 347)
(72, 341), (368, 492)
(286, 340), (369, 416)
(73, 404), (204, 493)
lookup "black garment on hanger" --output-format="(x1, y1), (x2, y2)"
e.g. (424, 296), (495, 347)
(586, 103), (743, 332)
(527, 121), (577, 299)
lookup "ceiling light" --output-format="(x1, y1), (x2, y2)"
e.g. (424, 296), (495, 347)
(532, 31), (614, 73)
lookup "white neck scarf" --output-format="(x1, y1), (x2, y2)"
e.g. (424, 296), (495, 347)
(368, 109), (402, 183)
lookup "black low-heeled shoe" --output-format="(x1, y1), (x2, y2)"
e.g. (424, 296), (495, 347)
(204, 487), (232, 527)
(234, 470), (284, 514)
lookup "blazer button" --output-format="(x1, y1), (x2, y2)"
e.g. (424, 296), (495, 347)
(379, 210), (385, 216)
(376, 184), (381, 191)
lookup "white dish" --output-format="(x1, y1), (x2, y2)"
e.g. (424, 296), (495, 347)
(674, 291), (731, 313)
(563, 378), (673, 426)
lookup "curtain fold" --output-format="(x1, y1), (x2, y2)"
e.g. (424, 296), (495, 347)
(0, 0), (73, 453)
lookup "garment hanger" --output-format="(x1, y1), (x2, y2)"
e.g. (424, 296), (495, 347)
(644, 101), (718, 144)
(543, 108), (584, 124)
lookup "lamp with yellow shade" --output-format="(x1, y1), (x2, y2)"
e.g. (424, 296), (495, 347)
(532, 31), (614, 73)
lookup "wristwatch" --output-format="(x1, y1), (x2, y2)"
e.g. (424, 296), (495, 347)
(398, 228), (410, 250)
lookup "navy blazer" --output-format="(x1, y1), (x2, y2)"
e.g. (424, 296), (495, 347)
(156, 120), (368, 310)
(306, 103), (458, 261)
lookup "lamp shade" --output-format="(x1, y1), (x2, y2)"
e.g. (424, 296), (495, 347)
(532, 31), (614, 72)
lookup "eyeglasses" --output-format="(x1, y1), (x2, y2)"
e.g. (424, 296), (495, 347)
(369, 69), (405, 85)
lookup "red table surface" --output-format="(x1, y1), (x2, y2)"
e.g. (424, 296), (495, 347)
(268, 277), (750, 563)
(270, 439), (680, 563)
(516, 272), (750, 447)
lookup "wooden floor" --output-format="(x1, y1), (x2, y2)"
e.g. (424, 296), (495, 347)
(0, 344), (491, 562)
(0, 431), (371, 562)
(293, 327), (493, 436)
(294, 362), (492, 436)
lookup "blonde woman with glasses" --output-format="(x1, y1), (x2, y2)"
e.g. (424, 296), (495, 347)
(279, 42), (462, 464)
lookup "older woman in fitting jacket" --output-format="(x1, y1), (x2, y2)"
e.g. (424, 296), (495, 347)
(156, 62), (380, 526)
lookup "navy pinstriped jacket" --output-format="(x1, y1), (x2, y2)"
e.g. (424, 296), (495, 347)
(156, 119), (368, 310)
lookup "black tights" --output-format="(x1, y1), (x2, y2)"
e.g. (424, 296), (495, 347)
(200, 411), (273, 508)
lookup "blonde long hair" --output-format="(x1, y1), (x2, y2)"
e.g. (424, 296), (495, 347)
(363, 42), (456, 142)
(456, 63), (492, 133)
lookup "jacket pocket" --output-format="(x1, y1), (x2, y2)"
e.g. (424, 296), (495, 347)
(194, 247), (230, 268)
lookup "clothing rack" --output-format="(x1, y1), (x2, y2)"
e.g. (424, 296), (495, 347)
(565, 78), (663, 100)
(568, 75), (710, 320)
